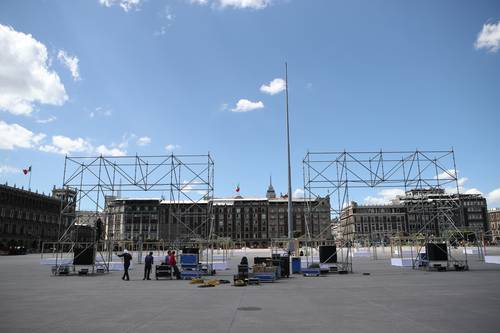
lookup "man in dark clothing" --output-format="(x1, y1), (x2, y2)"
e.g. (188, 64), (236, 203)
(117, 249), (132, 281)
(143, 251), (154, 280)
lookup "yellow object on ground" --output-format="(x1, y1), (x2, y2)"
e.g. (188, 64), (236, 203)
(205, 279), (219, 286)
(190, 278), (204, 284)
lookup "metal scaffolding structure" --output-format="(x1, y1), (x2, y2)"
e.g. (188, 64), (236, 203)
(303, 149), (465, 272)
(49, 153), (215, 274)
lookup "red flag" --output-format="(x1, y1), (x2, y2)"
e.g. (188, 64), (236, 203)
(235, 183), (240, 193)
(23, 166), (32, 175)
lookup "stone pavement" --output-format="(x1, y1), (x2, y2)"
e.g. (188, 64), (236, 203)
(0, 250), (499, 333)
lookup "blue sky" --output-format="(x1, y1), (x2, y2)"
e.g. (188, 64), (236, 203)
(0, 0), (499, 207)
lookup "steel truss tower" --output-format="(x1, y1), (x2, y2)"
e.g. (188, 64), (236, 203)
(303, 149), (467, 272)
(52, 153), (214, 273)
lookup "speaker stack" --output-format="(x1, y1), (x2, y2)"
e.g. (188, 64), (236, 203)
(73, 246), (96, 265)
(319, 245), (337, 263)
(426, 243), (448, 261)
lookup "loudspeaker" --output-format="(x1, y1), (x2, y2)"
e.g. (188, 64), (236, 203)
(73, 246), (95, 265)
(426, 243), (448, 261)
(95, 218), (103, 241)
(319, 245), (337, 263)
(280, 256), (290, 278)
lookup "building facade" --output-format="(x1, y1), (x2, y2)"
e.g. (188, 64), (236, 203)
(489, 208), (500, 242)
(0, 184), (75, 251)
(104, 182), (331, 246)
(340, 188), (489, 243)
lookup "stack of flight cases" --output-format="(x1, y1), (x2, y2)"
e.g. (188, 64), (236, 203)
(180, 248), (203, 280)
(155, 264), (173, 280)
(252, 255), (290, 282)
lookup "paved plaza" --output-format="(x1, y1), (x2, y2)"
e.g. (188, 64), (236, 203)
(1, 249), (500, 333)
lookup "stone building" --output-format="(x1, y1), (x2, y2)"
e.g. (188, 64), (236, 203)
(340, 188), (489, 243)
(104, 181), (332, 246)
(104, 198), (162, 241)
(0, 184), (75, 250)
(488, 208), (500, 242)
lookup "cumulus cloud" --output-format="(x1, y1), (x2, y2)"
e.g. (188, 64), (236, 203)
(464, 188), (482, 195)
(38, 135), (126, 156)
(364, 189), (405, 205)
(180, 180), (207, 195)
(260, 78), (285, 95)
(488, 188), (500, 206)
(0, 164), (20, 174)
(293, 188), (305, 198)
(137, 136), (151, 146)
(0, 120), (46, 150)
(0, 24), (67, 116)
(475, 21), (500, 52)
(39, 135), (93, 155)
(435, 169), (458, 180)
(95, 144), (126, 156)
(165, 144), (180, 152)
(57, 50), (80, 81)
(99, 0), (143, 12)
(231, 99), (264, 112)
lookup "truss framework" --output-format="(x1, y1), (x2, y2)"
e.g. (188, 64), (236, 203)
(53, 154), (215, 273)
(303, 149), (465, 272)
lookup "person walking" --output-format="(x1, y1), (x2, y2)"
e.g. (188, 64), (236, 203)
(117, 249), (132, 281)
(143, 251), (154, 280)
(169, 250), (181, 279)
(164, 250), (172, 265)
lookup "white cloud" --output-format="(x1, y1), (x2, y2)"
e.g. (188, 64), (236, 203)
(260, 78), (285, 95)
(475, 21), (500, 53)
(190, 0), (209, 5)
(180, 180), (207, 195)
(293, 188), (304, 198)
(39, 135), (127, 156)
(488, 188), (500, 206)
(95, 145), (126, 156)
(0, 120), (46, 150)
(0, 24), (67, 116)
(436, 169), (457, 179)
(457, 177), (468, 187)
(36, 116), (57, 124)
(137, 136), (151, 146)
(39, 135), (93, 155)
(231, 99), (264, 112)
(0, 164), (19, 174)
(364, 189), (405, 205)
(218, 0), (270, 10)
(57, 50), (80, 81)
(165, 144), (180, 152)
(90, 106), (112, 118)
(464, 188), (482, 195)
(99, 0), (143, 12)
(189, 0), (271, 10)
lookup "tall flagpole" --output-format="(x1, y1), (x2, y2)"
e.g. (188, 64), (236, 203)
(28, 167), (32, 190)
(285, 62), (294, 254)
